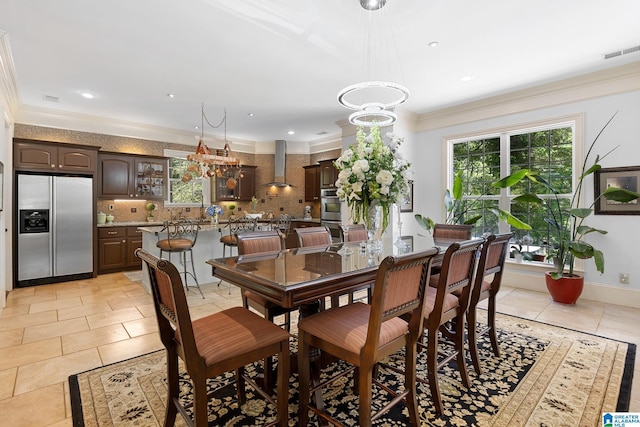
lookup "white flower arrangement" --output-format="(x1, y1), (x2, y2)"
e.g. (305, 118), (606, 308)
(334, 125), (411, 232)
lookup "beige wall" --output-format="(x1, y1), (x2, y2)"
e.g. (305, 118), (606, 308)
(14, 124), (342, 222)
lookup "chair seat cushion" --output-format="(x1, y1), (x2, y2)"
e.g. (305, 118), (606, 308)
(298, 302), (408, 355)
(244, 290), (293, 317)
(220, 235), (238, 245)
(156, 238), (193, 252)
(189, 306), (290, 366)
(423, 286), (459, 317)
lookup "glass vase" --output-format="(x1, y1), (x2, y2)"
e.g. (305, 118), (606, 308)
(365, 202), (382, 252)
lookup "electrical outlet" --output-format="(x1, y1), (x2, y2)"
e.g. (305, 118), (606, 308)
(131, 207), (137, 213)
(185, 207), (190, 212)
(108, 204), (114, 211)
(619, 273), (630, 284)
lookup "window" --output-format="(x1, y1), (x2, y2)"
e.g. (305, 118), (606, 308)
(164, 150), (209, 206)
(448, 117), (578, 249)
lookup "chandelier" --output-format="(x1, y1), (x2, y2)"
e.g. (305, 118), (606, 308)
(337, 0), (409, 127)
(185, 104), (241, 183)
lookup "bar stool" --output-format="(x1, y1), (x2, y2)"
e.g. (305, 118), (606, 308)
(156, 218), (204, 298)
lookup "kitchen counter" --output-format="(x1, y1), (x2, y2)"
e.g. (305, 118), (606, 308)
(98, 221), (163, 227)
(99, 217), (322, 228)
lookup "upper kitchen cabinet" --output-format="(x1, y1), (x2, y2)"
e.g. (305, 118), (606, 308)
(14, 140), (98, 174)
(304, 165), (320, 202)
(212, 165), (256, 202)
(319, 159), (338, 188)
(98, 152), (167, 200)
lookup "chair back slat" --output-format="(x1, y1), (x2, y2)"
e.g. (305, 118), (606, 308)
(433, 223), (473, 240)
(295, 226), (332, 247)
(343, 224), (368, 242)
(236, 230), (285, 255)
(229, 217), (258, 234)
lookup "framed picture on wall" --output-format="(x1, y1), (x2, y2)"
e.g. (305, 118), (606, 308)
(400, 180), (413, 212)
(594, 166), (640, 215)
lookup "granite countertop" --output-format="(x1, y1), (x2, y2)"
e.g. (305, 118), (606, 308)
(98, 221), (163, 227)
(97, 217), (322, 228)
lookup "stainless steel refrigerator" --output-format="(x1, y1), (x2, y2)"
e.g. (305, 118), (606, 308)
(17, 174), (93, 287)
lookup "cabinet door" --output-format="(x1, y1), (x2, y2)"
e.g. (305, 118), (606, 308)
(126, 227), (143, 268)
(58, 146), (97, 173)
(237, 166), (256, 201)
(134, 158), (167, 200)
(212, 165), (256, 201)
(304, 165), (320, 202)
(319, 160), (337, 188)
(99, 154), (134, 198)
(98, 238), (127, 272)
(14, 142), (57, 171)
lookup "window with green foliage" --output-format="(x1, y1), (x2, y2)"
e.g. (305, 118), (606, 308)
(449, 120), (575, 247)
(165, 151), (208, 206)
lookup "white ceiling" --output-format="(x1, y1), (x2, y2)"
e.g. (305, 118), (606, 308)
(1, 0), (639, 145)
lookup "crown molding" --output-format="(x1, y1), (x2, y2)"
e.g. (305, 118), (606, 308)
(416, 62), (640, 131)
(0, 31), (20, 119)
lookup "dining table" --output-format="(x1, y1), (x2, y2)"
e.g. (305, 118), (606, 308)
(206, 233), (456, 313)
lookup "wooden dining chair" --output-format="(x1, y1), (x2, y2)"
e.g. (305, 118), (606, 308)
(236, 230), (296, 395)
(136, 248), (290, 427)
(237, 230), (295, 332)
(467, 232), (513, 374)
(156, 218), (204, 298)
(297, 248), (440, 427)
(295, 226), (332, 248)
(420, 238), (483, 414)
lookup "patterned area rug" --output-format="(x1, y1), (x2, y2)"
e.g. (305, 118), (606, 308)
(69, 312), (635, 426)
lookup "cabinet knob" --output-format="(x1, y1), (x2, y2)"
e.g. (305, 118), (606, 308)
(122, 240), (126, 243)
(107, 231), (117, 235)
(51, 164), (55, 168)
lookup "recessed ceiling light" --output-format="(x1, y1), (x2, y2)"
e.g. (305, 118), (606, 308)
(428, 41), (439, 48)
(167, 93), (175, 98)
(82, 92), (94, 99)
(248, 113), (254, 117)
(460, 75), (475, 82)
(288, 130), (295, 135)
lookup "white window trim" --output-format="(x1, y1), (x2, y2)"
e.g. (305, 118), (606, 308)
(443, 114), (585, 269)
(163, 149), (211, 207)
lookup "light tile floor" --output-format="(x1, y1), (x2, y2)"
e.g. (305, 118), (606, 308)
(0, 273), (638, 426)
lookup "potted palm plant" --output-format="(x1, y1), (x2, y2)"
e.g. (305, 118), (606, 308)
(493, 113), (640, 303)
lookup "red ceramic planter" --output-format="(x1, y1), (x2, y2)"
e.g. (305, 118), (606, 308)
(544, 271), (584, 304)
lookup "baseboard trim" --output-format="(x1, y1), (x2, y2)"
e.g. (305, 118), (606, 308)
(503, 267), (640, 309)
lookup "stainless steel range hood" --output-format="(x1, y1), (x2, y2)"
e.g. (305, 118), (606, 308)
(264, 140), (294, 187)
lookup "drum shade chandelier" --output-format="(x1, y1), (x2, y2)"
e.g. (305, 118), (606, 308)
(337, 0), (409, 127)
(184, 104), (242, 185)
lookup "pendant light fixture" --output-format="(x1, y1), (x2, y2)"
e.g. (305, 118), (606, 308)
(337, 0), (409, 127)
(185, 104), (241, 181)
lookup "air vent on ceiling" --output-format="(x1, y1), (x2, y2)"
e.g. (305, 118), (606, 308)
(43, 94), (59, 103)
(317, 131), (329, 136)
(603, 45), (640, 60)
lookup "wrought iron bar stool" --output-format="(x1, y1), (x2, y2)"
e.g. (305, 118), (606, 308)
(156, 218), (204, 298)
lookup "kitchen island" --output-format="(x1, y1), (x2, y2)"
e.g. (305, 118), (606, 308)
(137, 218), (322, 294)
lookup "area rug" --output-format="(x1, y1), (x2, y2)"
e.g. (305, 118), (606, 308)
(69, 312), (635, 426)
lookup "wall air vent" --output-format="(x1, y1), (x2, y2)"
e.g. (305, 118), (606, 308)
(603, 45), (640, 60)
(43, 94), (59, 103)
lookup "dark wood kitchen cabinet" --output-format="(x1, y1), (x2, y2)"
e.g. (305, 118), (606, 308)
(212, 165), (257, 202)
(319, 159), (338, 188)
(98, 152), (167, 200)
(98, 226), (142, 273)
(304, 165), (320, 202)
(14, 140), (98, 173)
